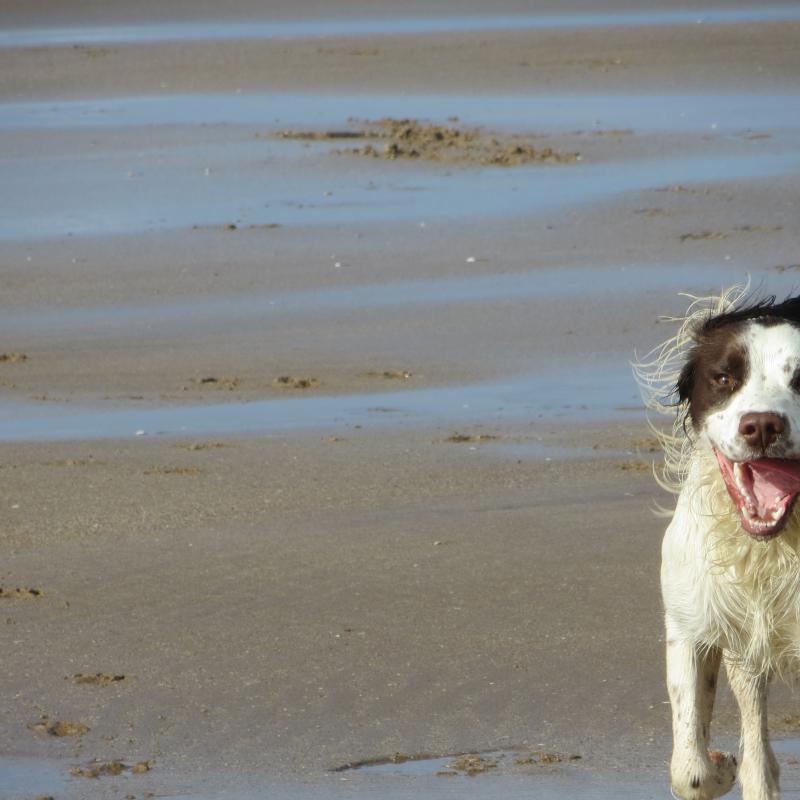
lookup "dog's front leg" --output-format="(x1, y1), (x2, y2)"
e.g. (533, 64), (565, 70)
(724, 656), (779, 800)
(667, 631), (737, 799)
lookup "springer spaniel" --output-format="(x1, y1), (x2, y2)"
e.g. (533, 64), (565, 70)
(636, 288), (800, 800)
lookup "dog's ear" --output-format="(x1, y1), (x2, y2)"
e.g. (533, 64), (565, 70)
(676, 354), (696, 406)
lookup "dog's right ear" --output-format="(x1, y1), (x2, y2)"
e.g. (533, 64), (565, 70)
(676, 354), (696, 406)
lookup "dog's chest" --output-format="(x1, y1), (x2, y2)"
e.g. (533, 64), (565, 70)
(700, 546), (800, 669)
(664, 486), (800, 669)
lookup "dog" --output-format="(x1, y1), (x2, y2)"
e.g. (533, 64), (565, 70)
(635, 287), (800, 800)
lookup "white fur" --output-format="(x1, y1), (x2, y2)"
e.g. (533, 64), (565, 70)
(705, 323), (800, 463)
(635, 287), (800, 800)
(633, 285), (749, 499)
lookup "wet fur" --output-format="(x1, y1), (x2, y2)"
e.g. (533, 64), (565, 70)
(634, 285), (800, 799)
(676, 446), (800, 676)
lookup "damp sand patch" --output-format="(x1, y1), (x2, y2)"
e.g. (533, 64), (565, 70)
(276, 118), (579, 166)
(43, 457), (106, 467)
(332, 749), (581, 777)
(634, 207), (677, 217)
(173, 441), (232, 450)
(625, 436), (661, 453)
(439, 753), (500, 776)
(189, 376), (241, 390)
(679, 230), (730, 242)
(70, 672), (126, 686)
(143, 466), (204, 476)
(617, 460), (652, 472)
(273, 376), (321, 389)
(680, 225), (783, 242)
(771, 264), (800, 274)
(29, 718), (89, 737)
(0, 586), (43, 599)
(71, 759), (152, 778)
(362, 370), (413, 380)
(191, 223), (281, 232)
(446, 432), (500, 443)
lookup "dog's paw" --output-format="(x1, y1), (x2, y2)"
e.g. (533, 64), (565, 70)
(671, 750), (737, 799)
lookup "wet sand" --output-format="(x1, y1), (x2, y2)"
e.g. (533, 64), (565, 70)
(2, 2), (800, 798)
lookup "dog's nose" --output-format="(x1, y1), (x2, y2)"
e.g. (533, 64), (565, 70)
(738, 412), (788, 451)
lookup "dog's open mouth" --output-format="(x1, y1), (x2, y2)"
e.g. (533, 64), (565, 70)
(715, 450), (800, 539)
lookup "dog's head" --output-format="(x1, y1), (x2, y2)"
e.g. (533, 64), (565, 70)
(678, 295), (800, 540)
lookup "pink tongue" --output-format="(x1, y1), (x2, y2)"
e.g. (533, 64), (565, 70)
(749, 460), (800, 514)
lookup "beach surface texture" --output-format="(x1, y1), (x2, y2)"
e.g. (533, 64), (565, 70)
(2, 1), (800, 797)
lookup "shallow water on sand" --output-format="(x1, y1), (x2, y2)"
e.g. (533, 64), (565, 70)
(1, 141), (798, 240)
(3, 87), (798, 239)
(6, 750), (800, 799)
(3, 7), (800, 48)
(9, 743), (800, 800)
(0, 360), (641, 442)
(0, 755), (69, 797)
(0, 752), (668, 800)
(4, 91), (799, 133)
(0, 262), (743, 335)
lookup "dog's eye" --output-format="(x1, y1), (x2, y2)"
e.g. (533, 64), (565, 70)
(714, 373), (734, 388)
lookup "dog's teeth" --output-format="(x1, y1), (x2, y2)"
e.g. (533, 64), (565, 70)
(729, 460), (790, 533)
(732, 462), (757, 506)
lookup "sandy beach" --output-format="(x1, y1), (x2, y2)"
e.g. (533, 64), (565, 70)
(2, 2), (800, 798)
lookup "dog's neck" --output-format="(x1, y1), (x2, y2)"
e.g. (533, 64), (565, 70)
(686, 442), (800, 671)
